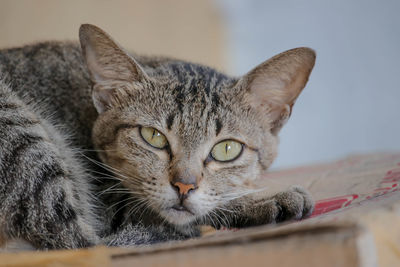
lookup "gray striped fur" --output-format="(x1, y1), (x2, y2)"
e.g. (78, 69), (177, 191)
(0, 24), (316, 249)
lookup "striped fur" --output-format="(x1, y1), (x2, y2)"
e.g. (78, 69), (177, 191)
(0, 24), (316, 249)
(0, 82), (97, 249)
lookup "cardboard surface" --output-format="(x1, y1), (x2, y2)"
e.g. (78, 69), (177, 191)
(111, 224), (366, 267)
(1, 153), (400, 266)
(0, 246), (110, 267)
(111, 152), (400, 266)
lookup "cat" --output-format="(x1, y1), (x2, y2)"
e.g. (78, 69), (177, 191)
(0, 24), (315, 250)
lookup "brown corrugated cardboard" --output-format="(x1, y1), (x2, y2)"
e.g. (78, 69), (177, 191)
(2, 153), (400, 266)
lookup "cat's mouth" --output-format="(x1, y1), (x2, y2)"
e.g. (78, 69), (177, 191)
(171, 204), (194, 215)
(161, 203), (197, 225)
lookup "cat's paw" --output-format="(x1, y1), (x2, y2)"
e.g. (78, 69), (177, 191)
(214, 186), (314, 228)
(273, 186), (314, 223)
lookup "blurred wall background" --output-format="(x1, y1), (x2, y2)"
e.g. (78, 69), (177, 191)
(0, 0), (226, 71)
(217, 0), (400, 169)
(1, 0), (399, 169)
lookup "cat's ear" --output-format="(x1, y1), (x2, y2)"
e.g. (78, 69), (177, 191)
(79, 24), (148, 113)
(239, 47), (315, 135)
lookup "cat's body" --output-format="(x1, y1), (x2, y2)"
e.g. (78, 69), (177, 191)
(0, 41), (194, 248)
(0, 25), (315, 250)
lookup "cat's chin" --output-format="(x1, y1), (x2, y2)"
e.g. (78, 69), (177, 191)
(160, 208), (197, 226)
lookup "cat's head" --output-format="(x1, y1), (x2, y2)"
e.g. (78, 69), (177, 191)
(79, 24), (315, 227)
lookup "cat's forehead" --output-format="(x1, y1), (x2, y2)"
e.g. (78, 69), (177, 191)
(159, 63), (237, 141)
(134, 61), (249, 146)
(149, 61), (231, 89)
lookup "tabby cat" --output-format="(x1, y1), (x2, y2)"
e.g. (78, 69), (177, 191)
(0, 24), (315, 250)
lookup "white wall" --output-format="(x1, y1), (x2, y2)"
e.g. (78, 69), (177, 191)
(217, 0), (400, 169)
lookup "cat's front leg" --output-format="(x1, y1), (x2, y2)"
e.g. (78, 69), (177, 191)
(214, 186), (314, 229)
(0, 87), (99, 250)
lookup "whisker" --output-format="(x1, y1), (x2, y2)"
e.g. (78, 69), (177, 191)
(215, 206), (234, 213)
(206, 212), (217, 229)
(135, 199), (152, 222)
(71, 148), (120, 153)
(78, 153), (128, 177)
(221, 187), (269, 201)
(107, 196), (138, 211)
(124, 197), (148, 217)
(215, 208), (231, 228)
(211, 209), (227, 228)
(123, 198), (150, 224)
(89, 170), (124, 182)
(97, 187), (131, 196)
(79, 153), (144, 186)
(96, 182), (123, 196)
(111, 197), (145, 220)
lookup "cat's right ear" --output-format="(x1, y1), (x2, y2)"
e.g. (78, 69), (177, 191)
(79, 24), (148, 113)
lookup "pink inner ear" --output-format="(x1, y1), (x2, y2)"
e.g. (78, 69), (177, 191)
(247, 71), (306, 134)
(243, 48), (315, 134)
(84, 46), (106, 83)
(92, 85), (114, 114)
(245, 47), (315, 110)
(249, 77), (288, 110)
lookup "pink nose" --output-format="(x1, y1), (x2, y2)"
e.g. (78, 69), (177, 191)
(172, 182), (196, 196)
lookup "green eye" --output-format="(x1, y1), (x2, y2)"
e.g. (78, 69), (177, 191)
(140, 127), (168, 149)
(211, 140), (243, 162)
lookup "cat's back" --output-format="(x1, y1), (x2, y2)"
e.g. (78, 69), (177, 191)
(0, 41), (90, 101)
(0, 42), (97, 148)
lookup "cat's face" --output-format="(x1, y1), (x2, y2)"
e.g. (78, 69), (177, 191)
(80, 24), (315, 227)
(90, 70), (278, 226)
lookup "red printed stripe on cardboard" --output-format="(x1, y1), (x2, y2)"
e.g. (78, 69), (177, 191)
(310, 194), (359, 217)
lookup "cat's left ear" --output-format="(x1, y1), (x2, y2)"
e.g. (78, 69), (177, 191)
(79, 24), (148, 113)
(239, 48), (315, 135)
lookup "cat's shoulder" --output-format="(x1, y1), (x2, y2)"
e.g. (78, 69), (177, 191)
(0, 41), (87, 86)
(0, 41), (81, 58)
